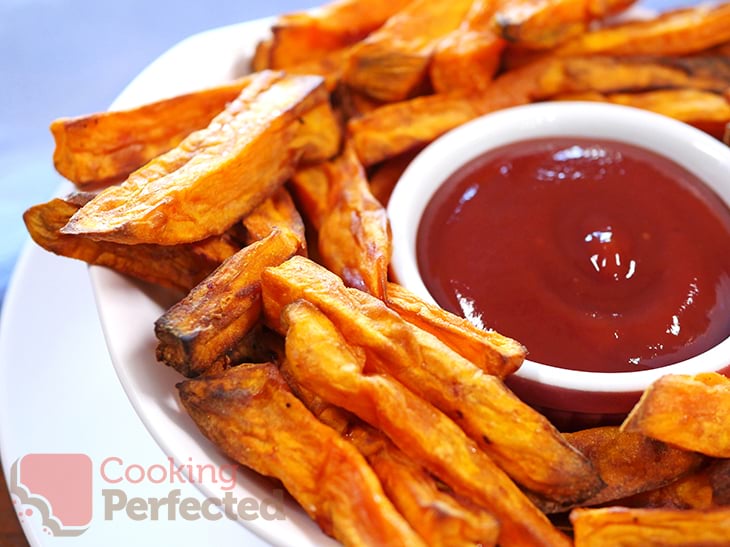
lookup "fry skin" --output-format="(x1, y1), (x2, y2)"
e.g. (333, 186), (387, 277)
(281, 299), (569, 547)
(570, 506), (730, 547)
(155, 229), (300, 377)
(622, 373), (730, 458)
(177, 362), (426, 547)
(23, 195), (238, 292)
(61, 71), (327, 245)
(261, 256), (601, 504)
(318, 145), (391, 298)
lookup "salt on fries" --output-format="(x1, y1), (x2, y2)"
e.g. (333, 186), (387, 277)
(24, 0), (730, 545)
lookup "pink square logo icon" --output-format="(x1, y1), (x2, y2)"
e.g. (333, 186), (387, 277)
(11, 453), (93, 536)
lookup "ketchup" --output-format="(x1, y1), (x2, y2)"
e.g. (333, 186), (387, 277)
(417, 137), (730, 372)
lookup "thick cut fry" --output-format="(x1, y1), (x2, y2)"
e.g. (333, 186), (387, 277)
(23, 196), (238, 292)
(366, 149), (418, 206)
(493, 0), (636, 49)
(177, 362), (426, 547)
(282, 300), (569, 547)
(262, 256), (601, 504)
(155, 229), (300, 377)
(350, 54), (730, 165)
(570, 506), (730, 547)
(554, 89), (730, 139)
(554, 3), (730, 58)
(50, 77), (251, 189)
(61, 71), (327, 245)
(535, 426), (704, 513)
(268, 0), (413, 69)
(344, 0), (476, 101)
(622, 373), (730, 458)
(284, 49), (351, 92)
(290, 100), (343, 163)
(283, 377), (501, 547)
(318, 146), (391, 298)
(243, 186), (306, 251)
(289, 163), (332, 231)
(385, 282), (525, 377)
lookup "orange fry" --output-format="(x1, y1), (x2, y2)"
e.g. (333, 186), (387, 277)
(178, 362), (426, 546)
(366, 149), (418, 206)
(243, 186), (306, 251)
(622, 373), (730, 458)
(61, 71), (327, 245)
(282, 299), (569, 547)
(23, 195), (238, 292)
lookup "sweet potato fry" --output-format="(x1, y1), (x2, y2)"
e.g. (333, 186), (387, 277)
(243, 187), (306, 251)
(290, 100), (343, 163)
(282, 378), (501, 547)
(284, 49), (351, 92)
(366, 149), (418, 206)
(535, 426), (704, 513)
(554, 3), (730, 58)
(385, 281), (525, 377)
(177, 362), (426, 547)
(492, 0), (636, 49)
(281, 299), (570, 547)
(344, 0), (476, 101)
(261, 256), (601, 504)
(155, 229), (300, 377)
(50, 77), (251, 189)
(61, 71), (327, 245)
(622, 373), (730, 458)
(23, 195), (238, 292)
(251, 38), (272, 71)
(615, 462), (717, 510)
(318, 145), (391, 298)
(289, 163), (332, 231)
(570, 506), (730, 547)
(268, 0), (413, 69)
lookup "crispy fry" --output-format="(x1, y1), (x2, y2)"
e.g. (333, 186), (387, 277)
(493, 0), (636, 49)
(283, 377), (501, 547)
(570, 506), (730, 547)
(23, 195), (238, 292)
(268, 0), (413, 69)
(344, 0), (476, 101)
(61, 71), (327, 245)
(243, 187), (306, 251)
(385, 281), (525, 377)
(289, 163), (332, 231)
(554, 89), (730, 139)
(262, 256), (601, 504)
(622, 373), (730, 458)
(290, 100), (343, 163)
(555, 3), (730, 58)
(177, 362), (426, 547)
(536, 426), (704, 513)
(615, 462), (717, 510)
(51, 77), (250, 189)
(366, 149), (417, 206)
(318, 145), (391, 298)
(281, 299), (569, 547)
(155, 229), (300, 377)
(350, 54), (730, 165)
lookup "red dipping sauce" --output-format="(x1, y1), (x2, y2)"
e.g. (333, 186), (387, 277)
(417, 137), (730, 373)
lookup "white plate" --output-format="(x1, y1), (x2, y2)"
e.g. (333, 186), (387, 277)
(89, 17), (337, 547)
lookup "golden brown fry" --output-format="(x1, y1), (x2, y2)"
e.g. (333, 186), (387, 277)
(554, 89), (730, 139)
(292, 100), (343, 163)
(622, 373), (730, 458)
(493, 0), (636, 49)
(177, 362), (426, 547)
(61, 71), (327, 245)
(555, 3), (730, 58)
(570, 506), (730, 547)
(23, 196), (238, 292)
(51, 77), (251, 189)
(243, 187), (306, 251)
(536, 426), (704, 513)
(155, 229), (300, 377)
(349, 54), (730, 165)
(289, 163), (332, 231)
(615, 463), (717, 510)
(366, 149), (418, 206)
(268, 0), (413, 69)
(344, 0), (476, 101)
(262, 256), (601, 504)
(282, 299), (569, 547)
(318, 145), (391, 298)
(385, 281), (525, 377)
(283, 377), (501, 547)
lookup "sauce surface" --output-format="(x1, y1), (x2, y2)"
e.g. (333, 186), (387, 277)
(417, 137), (730, 372)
